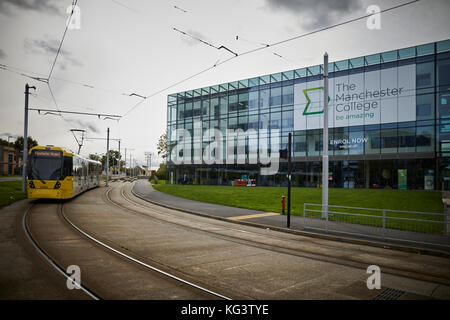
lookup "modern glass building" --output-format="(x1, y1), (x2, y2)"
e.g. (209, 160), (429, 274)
(166, 39), (450, 190)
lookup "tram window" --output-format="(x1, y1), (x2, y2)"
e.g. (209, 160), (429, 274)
(63, 156), (73, 178)
(29, 151), (63, 180)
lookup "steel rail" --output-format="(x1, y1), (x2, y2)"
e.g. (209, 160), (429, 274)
(60, 195), (232, 300)
(22, 203), (100, 300)
(118, 181), (450, 286)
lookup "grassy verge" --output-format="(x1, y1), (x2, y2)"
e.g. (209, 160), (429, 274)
(0, 181), (26, 209)
(150, 179), (166, 185)
(152, 184), (445, 233)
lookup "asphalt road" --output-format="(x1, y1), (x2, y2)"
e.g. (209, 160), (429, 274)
(1, 180), (449, 300)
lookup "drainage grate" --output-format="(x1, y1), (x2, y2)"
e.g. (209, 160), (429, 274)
(374, 288), (405, 300)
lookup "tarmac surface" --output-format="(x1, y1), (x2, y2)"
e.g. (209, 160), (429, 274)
(133, 180), (450, 255)
(1, 180), (449, 300)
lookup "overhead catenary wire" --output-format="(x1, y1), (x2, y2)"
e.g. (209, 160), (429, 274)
(173, 5), (187, 13)
(120, 0), (421, 119)
(110, 0), (140, 13)
(173, 27), (238, 56)
(235, 35), (302, 67)
(48, 0), (79, 81)
(0, 63), (149, 99)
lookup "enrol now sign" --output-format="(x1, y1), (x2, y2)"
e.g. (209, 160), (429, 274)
(294, 64), (416, 130)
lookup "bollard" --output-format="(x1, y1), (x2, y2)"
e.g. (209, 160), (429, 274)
(281, 196), (286, 215)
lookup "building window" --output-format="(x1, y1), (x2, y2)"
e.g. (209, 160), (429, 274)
(269, 112), (281, 130)
(269, 87), (281, 107)
(437, 58), (450, 89)
(249, 91), (259, 110)
(380, 128), (398, 153)
(331, 127), (348, 156)
(282, 85), (294, 106)
(398, 127), (415, 153)
(439, 93), (450, 119)
(259, 89), (270, 110)
(365, 128), (380, 154)
(281, 110), (293, 131)
(416, 62), (434, 88)
(294, 135), (306, 157)
(417, 126), (434, 152)
(349, 130), (365, 155)
(220, 96), (228, 115)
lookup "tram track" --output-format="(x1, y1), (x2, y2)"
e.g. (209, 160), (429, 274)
(21, 181), (450, 299)
(23, 198), (231, 300)
(22, 203), (100, 300)
(104, 180), (450, 289)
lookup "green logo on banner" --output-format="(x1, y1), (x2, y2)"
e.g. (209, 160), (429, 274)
(302, 87), (331, 116)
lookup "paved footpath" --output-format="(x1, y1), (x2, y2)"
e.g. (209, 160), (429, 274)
(0, 177), (21, 182)
(132, 180), (450, 256)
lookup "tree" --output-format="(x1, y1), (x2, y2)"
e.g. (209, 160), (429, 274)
(100, 150), (122, 172)
(14, 136), (38, 151)
(156, 163), (166, 180)
(157, 131), (167, 160)
(0, 138), (14, 147)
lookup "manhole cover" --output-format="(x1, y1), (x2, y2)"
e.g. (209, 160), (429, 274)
(374, 288), (405, 300)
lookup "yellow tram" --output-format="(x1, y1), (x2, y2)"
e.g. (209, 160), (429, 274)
(27, 146), (102, 199)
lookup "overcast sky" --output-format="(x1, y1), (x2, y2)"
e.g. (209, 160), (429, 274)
(0, 0), (449, 168)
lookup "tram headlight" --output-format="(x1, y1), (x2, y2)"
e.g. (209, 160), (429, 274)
(28, 181), (35, 189)
(54, 181), (61, 189)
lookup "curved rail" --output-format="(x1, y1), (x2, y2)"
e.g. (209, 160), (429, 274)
(22, 203), (100, 300)
(60, 196), (231, 300)
(109, 181), (450, 287)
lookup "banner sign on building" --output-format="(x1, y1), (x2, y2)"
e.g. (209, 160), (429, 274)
(398, 169), (407, 190)
(294, 64), (416, 130)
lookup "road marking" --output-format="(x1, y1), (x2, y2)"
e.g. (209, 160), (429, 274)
(228, 212), (280, 221)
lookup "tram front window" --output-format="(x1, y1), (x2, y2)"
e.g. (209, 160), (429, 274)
(29, 150), (63, 181)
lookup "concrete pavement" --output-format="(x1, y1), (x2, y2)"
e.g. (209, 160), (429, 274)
(0, 177), (21, 182)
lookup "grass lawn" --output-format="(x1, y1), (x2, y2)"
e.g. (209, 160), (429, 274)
(0, 181), (26, 209)
(153, 185), (446, 233)
(152, 184), (444, 215)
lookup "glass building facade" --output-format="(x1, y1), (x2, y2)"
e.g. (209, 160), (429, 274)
(166, 39), (450, 190)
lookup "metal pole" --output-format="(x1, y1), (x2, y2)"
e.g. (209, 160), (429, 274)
(118, 140), (121, 179)
(287, 132), (292, 228)
(22, 83), (35, 193)
(322, 53), (329, 219)
(106, 127), (110, 187)
(124, 148), (127, 176)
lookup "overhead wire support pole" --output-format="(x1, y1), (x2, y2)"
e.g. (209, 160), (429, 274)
(322, 53), (329, 223)
(22, 83), (36, 193)
(106, 128), (110, 187)
(118, 140), (121, 179)
(124, 148), (127, 176)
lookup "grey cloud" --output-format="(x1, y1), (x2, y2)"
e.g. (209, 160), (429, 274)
(265, 0), (363, 30)
(179, 30), (212, 47)
(24, 37), (83, 68)
(67, 119), (100, 135)
(0, 132), (19, 139)
(0, 49), (6, 59)
(0, 0), (62, 14)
